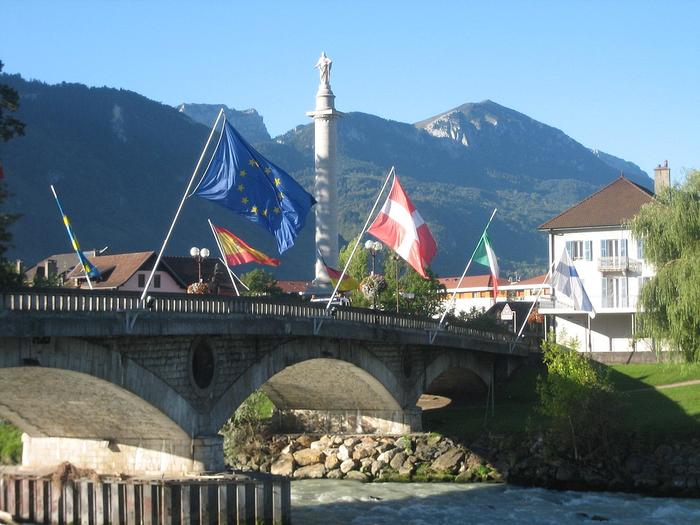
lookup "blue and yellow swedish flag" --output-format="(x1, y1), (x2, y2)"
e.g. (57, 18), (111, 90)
(192, 120), (315, 254)
(50, 186), (101, 279)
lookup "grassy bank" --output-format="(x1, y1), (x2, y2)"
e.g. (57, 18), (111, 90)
(423, 361), (700, 440)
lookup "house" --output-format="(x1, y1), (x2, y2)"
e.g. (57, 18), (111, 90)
(438, 274), (549, 317)
(65, 251), (187, 292)
(537, 163), (669, 353)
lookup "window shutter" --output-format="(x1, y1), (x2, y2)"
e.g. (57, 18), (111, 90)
(585, 241), (592, 261)
(600, 240), (607, 258)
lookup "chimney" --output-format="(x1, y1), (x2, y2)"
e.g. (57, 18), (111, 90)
(654, 160), (670, 194)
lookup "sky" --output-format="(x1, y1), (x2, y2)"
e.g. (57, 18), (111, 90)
(2, 1), (698, 183)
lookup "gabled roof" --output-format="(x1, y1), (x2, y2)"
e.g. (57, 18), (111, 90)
(25, 252), (90, 282)
(66, 251), (157, 288)
(539, 176), (654, 230)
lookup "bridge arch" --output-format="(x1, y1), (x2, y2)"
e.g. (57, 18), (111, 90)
(0, 337), (199, 438)
(210, 337), (407, 433)
(411, 352), (492, 407)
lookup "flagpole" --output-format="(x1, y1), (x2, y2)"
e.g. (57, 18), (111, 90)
(217, 258), (250, 291)
(207, 219), (240, 296)
(50, 185), (94, 290)
(431, 208), (497, 342)
(324, 166), (395, 311)
(140, 108), (225, 302)
(509, 259), (557, 352)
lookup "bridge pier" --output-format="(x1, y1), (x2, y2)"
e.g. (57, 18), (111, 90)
(276, 408), (422, 435)
(21, 434), (225, 476)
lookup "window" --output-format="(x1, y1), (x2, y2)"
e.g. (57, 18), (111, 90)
(154, 274), (161, 289)
(637, 239), (644, 260)
(138, 273), (145, 288)
(602, 277), (628, 308)
(566, 240), (592, 261)
(600, 239), (627, 258)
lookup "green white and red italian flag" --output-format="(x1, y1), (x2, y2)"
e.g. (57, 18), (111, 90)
(474, 232), (499, 298)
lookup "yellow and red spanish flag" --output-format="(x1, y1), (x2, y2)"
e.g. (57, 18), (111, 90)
(318, 250), (358, 292)
(211, 224), (280, 267)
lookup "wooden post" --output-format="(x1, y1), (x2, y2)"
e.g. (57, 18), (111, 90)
(50, 480), (60, 525)
(110, 483), (120, 525)
(142, 484), (153, 525)
(80, 481), (90, 525)
(199, 484), (210, 525)
(255, 481), (272, 524)
(35, 479), (45, 524)
(0, 476), (5, 510)
(126, 483), (136, 525)
(94, 483), (104, 525)
(273, 479), (291, 525)
(19, 478), (30, 521)
(161, 485), (173, 525)
(180, 485), (190, 525)
(217, 484), (227, 525)
(6, 478), (15, 518)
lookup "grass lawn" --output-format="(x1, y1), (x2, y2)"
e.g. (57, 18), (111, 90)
(423, 361), (700, 440)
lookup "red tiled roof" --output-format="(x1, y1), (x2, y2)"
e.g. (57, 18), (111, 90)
(277, 280), (311, 294)
(438, 275), (509, 289)
(67, 251), (157, 289)
(539, 176), (654, 230)
(514, 274), (550, 286)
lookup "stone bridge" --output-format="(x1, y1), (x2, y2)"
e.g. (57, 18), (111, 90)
(0, 288), (527, 475)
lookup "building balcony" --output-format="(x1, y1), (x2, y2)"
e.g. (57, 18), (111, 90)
(597, 256), (642, 274)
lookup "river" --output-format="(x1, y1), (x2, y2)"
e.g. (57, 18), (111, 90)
(291, 480), (700, 524)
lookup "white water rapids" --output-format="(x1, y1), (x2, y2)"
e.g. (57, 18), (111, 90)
(291, 480), (700, 524)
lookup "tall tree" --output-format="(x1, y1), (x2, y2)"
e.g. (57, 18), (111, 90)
(380, 255), (444, 316)
(0, 60), (24, 285)
(240, 268), (283, 296)
(629, 171), (700, 361)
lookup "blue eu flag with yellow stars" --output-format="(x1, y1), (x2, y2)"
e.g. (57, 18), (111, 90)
(192, 120), (316, 254)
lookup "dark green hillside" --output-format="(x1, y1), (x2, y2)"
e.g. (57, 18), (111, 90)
(1, 73), (652, 279)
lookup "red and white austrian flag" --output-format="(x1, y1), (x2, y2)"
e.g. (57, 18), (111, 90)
(367, 175), (437, 278)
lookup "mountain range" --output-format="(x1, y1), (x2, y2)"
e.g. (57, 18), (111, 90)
(0, 73), (651, 280)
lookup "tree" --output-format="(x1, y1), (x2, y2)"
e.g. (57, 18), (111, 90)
(380, 255), (444, 317)
(0, 60), (24, 286)
(338, 235), (371, 307)
(537, 332), (620, 460)
(628, 171), (700, 362)
(240, 268), (283, 296)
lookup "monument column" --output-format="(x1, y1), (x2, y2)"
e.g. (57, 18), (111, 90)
(307, 52), (343, 284)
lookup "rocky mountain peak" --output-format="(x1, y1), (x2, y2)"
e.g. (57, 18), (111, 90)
(177, 103), (270, 143)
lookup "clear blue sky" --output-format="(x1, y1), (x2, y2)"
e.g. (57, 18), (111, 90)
(2, 1), (698, 182)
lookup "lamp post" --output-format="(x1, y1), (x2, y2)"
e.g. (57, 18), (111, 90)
(364, 240), (383, 275)
(364, 240), (383, 310)
(189, 247), (210, 283)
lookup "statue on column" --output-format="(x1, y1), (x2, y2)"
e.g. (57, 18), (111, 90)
(315, 52), (332, 86)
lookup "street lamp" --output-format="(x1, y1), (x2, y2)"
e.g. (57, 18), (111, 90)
(364, 240), (383, 275)
(189, 247), (210, 283)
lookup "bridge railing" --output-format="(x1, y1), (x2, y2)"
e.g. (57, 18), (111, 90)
(0, 288), (517, 345)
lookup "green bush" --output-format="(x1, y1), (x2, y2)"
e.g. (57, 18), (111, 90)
(0, 422), (22, 464)
(537, 331), (621, 460)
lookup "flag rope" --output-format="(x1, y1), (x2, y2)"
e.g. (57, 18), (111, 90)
(140, 108), (225, 301)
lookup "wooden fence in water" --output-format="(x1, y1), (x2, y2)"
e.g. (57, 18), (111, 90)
(0, 471), (291, 524)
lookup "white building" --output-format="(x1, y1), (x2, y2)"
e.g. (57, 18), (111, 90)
(538, 165), (669, 353)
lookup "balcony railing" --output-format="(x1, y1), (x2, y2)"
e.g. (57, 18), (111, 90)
(598, 256), (642, 274)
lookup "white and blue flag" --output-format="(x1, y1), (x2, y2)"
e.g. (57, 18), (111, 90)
(551, 248), (596, 318)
